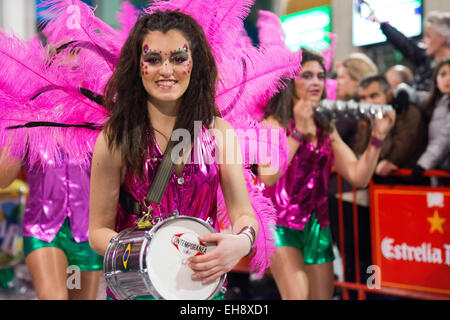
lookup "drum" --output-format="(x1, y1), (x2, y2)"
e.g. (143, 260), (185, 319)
(0, 180), (28, 268)
(104, 211), (226, 300)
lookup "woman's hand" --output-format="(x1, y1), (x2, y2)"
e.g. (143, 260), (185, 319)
(292, 98), (315, 136)
(188, 233), (251, 284)
(371, 109), (396, 140)
(376, 159), (399, 176)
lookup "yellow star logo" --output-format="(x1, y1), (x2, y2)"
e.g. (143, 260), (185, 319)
(427, 210), (446, 234)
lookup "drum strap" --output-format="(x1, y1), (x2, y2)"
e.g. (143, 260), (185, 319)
(145, 140), (177, 207)
(121, 139), (197, 229)
(118, 140), (177, 222)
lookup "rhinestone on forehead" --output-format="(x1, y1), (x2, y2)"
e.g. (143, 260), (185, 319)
(183, 44), (189, 53)
(143, 44), (149, 54)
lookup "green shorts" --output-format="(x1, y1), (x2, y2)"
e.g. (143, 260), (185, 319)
(275, 213), (335, 265)
(106, 292), (225, 300)
(23, 219), (103, 271)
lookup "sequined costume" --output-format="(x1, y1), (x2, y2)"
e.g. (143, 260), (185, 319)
(263, 126), (334, 231)
(21, 154), (102, 270)
(22, 155), (91, 243)
(263, 126), (336, 264)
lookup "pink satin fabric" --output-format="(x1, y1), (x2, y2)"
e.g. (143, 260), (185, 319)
(263, 126), (334, 231)
(22, 153), (91, 243)
(115, 126), (220, 232)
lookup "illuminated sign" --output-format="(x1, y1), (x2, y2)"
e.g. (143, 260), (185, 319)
(280, 6), (332, 52)
(352, 0), (423, 47)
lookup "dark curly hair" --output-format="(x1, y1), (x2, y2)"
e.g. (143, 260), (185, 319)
(264, 48), (333, 134)
(423, 58), (450, 121)
(103, 10), (220, 177)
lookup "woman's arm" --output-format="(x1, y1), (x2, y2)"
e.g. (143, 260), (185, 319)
(369, 11), (427, 66)
(0, 147), (22, 189)
(189, 117), (259, 284)
(333, 110), (396, 188)
(88, 130), (123, 256)
(258, 99), (316, 186)
(417, 112), (450, 170)
(257, 116), (301, 186)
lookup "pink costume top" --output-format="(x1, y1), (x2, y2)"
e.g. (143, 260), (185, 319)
(263, 126), (334, 230)
(22, 154), (91, 243)
(115, 125), (220, 233)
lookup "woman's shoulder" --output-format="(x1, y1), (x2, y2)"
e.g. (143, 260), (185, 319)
(93, 130), (123, 167)
(212, 117), (233, 130)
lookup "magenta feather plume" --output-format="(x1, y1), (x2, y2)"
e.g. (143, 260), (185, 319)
(321, 32), (337, 72)
(0, 29), (107, 167)
(257, 10), (287, 49)
(216, 45), (302, 121)
(38, 0), (120, 71)
(116, 2), (141, 47)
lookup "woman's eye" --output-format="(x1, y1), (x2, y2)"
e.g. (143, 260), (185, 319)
(144, 57), (161, 64)
(172, 56), (189, 64)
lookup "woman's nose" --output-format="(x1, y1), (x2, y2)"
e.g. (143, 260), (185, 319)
(159, 60), (173, 76)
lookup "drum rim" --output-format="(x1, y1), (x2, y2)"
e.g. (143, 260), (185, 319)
(104, 227), (151, 300)
(104, 214), (226, 300)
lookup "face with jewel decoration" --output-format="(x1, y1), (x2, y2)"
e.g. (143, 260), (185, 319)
(140, 30), (193, 106)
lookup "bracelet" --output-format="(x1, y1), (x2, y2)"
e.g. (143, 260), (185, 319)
(238, 226), (256, 257)
(290, 128), (304, 144)
(370, 135), (384, 149)
(288, 121), (304, 144)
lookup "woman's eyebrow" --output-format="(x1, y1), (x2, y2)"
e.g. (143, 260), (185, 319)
(170, 50), (189, 56)
(143, 50), (161, 57)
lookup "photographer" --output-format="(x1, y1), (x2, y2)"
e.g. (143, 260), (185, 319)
(354, 74), (427, 182)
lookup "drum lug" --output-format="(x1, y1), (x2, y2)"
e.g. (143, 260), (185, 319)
(220, 286), (227, 295)
(139, 269), (148, 276)
(144, 232), (153, 240)
(206, 217), (213, 226)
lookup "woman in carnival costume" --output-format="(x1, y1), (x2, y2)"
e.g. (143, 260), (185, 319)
(258, 47), (396, 299)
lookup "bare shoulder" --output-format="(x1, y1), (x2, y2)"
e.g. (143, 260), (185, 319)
(263, 115), (283, 129)
(213, 116), (234, 131)
(92, 130), (123, 168)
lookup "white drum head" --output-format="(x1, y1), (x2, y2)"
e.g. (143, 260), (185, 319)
(146, 217), (221, 300)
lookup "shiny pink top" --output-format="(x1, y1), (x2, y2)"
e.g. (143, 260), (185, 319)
(22, 153), (91, 243)
(263, 126), (334, 230)
(115, 126), (220, 232)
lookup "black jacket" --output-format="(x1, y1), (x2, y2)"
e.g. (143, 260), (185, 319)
(380, 22), (434, 92)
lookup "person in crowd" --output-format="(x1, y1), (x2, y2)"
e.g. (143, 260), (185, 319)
(385, 65), (414, 89)
(412, 58), (450, 184)
(335, 52), (378, 148)
(370, 10), (450, 92)
(354, 74), (427, 183)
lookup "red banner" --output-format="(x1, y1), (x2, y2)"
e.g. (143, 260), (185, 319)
(370, 185), (450, 296)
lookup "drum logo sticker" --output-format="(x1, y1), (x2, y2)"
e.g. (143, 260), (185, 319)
(122, 243), (131, 270)
(171, 233), (207, 257)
